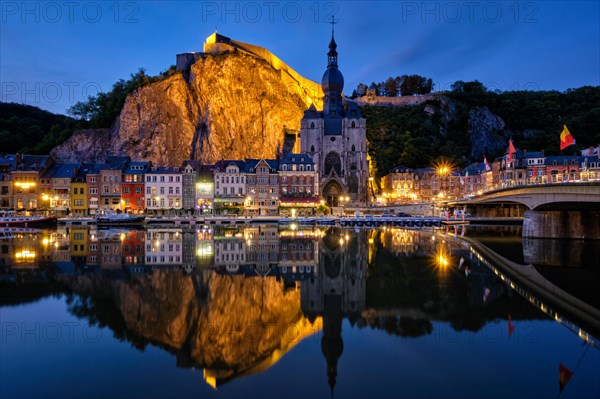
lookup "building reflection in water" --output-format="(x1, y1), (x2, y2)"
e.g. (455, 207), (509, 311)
(0, 224), (598, 393)
(301, 228), (367, 395)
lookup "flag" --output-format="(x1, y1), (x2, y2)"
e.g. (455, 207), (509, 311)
(559, 363), (573, 392)
(484, 156), (491, 171)
(508, 314), (515, 337)
(507, 139), (516, 163)
(560, 124), (576, 150)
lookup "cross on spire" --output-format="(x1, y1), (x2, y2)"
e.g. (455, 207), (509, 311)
(328, 15), (339, 35)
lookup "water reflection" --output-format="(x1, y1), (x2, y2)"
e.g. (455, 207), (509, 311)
(1, 224), (598, 395)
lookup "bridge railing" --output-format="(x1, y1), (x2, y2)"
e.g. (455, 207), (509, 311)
(462, 171), (600, 199)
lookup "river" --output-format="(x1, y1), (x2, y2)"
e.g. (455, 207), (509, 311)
(1, 224), (598, 398)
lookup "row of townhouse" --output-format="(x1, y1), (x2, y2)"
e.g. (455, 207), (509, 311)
(381, 148), (600, 202)
(0, 152), (320, 216)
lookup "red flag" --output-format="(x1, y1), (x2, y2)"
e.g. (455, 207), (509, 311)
(484, 156), (491, 172)
(508, 314), (515, 337)
(507, 139), (516, 163)
(560, 125), (576, 150)
(559, 363), (573, 392)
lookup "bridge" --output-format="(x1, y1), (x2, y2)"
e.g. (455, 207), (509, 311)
(449, 182), (600, 239)
(449, 182), (600, 210)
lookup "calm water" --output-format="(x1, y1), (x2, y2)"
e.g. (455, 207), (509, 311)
(1, 224), (599, 399)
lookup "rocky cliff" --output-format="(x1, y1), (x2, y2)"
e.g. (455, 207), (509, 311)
(468, 106), (508, 160)
(52, 50), (321, 165)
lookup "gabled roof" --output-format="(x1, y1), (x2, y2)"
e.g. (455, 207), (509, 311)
(42, 163), (77, 179)
(545, 155), (580, 163)
(147, 166), (182, 174)
(214, 160), (246, 172)
(523, 151), (544, 158)
(124, 161), (151, 174)
(464, 162), (486, 174)
(73, 163), (99, 182)
(279, 152), (315, 166)
(245, 159), (278, 172)
(390, 165), (411, 173)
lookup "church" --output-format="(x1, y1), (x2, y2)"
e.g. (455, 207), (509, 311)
(299, 30), (369, 206)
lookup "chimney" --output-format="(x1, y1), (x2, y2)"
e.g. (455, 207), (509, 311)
(541, 149), (544, 157)
(16, 153), (22, 165)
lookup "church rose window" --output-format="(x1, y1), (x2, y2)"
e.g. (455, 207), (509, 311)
(324, 152), (342, 176)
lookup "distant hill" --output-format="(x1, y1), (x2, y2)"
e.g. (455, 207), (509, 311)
(0, 102), (81, 154)
(364, 84), (600, 177)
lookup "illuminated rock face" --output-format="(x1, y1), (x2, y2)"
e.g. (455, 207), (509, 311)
(52, 50), (321, 165)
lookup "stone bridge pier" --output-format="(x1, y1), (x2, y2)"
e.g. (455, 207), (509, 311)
(523, 210), (600, 239)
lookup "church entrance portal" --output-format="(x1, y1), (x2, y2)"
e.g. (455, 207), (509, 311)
(323, 180), (343, 207)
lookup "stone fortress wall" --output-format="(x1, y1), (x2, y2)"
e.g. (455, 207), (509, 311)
(177, 33), (323, 109)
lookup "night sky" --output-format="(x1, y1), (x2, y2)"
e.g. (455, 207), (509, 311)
(1, 1), (599, 115)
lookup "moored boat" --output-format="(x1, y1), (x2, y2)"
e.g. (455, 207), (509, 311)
(0, 211), (57, 227)
(96, 209), (145, 225)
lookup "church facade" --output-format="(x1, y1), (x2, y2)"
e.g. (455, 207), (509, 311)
(299, 32), (369, 206)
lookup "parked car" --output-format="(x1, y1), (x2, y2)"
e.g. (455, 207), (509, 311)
(397, 212), (411, 217)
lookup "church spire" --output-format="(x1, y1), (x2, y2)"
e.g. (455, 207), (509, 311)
(327, 16), (338, 68)
(321, 16), (344, 114)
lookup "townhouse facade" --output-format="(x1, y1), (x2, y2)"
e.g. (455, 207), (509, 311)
(145, 166), (183, 213)
(245, 159), (279, 216)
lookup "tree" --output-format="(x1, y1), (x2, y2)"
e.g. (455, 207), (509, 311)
(385, 77), (399, 97)
(67, 68), (170, 128)
(400, 75), (433, 96)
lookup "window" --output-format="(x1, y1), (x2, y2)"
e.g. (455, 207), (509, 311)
(324, 152), (342, 176)
(311, 145), (315, 152)
(310, 122), (315, 128)
(351, 121), (356, 128)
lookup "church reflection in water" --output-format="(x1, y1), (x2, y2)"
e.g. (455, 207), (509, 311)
(1, 224), (596, 392)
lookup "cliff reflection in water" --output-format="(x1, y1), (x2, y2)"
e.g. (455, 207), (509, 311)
(1, 224), (578, 390)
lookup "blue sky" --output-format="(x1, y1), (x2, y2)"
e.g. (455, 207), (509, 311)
(1, 1), (598, 115)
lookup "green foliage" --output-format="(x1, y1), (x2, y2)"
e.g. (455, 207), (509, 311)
(446, 84), (600, 156)
(316, 203), (330, 214)
(0, 102), (82, 154)
(364, 83), (600, 178)
(350, 75), (433, 98)
(68, 67), (177, 128)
